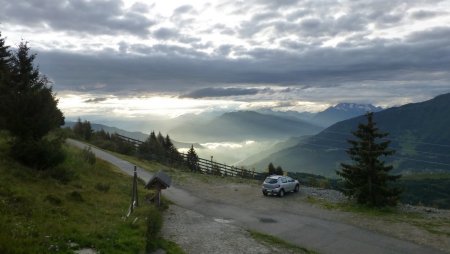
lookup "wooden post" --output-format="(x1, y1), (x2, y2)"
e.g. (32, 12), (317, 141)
(210, 156), (213, 174)
(133, 166), (139, 207)
(129, 166), (139, 215)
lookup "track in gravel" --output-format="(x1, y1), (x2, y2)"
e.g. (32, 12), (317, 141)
(68, 139), (445, 254)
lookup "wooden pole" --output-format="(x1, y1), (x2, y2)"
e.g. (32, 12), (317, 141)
(129, 166), (138, 215)
(133, 166), (139, 207)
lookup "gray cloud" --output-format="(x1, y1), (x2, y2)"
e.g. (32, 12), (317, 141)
(410, 10), (445, 20)
(84, 97), (108, 103)
(173, 5), (194, 15)
(34, 24), (450, 95)
(0, 0), (155, 37)
(2, 0), (449, 104)
(180, 87), (261, 98)
(153, 27), (179, 40)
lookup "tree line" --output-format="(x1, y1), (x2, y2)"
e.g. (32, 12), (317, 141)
(0, 32), (65, 169)
(71, 119), (195, 168)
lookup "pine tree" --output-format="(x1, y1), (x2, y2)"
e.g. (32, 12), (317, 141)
(164, 134), (182, 164)
(1, 41), (64, 140)
(0, 38), (65, 169)
(186, 145), (199, 172)
(275, 166), (284, 175)
(73, 118), (84, 137)
(337, 112), (401, 207)
(268, 162), (276, 175)
(138, 131), (164, 161)
(0, 31), (12, 82)
(72, 119), (93, 140)
(0, 32), (12, 129)
(157, 132), (165, 147)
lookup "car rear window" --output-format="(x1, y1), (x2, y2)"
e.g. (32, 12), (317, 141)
(264, 178), (278, 184)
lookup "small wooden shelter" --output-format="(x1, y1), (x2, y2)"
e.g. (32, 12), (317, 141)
(145, 171), (171, 206)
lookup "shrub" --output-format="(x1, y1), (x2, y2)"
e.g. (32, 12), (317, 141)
(10, 138), (65, 170)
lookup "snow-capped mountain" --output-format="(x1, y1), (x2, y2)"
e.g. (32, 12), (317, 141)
(311, 103), (383, 127)
(333, 103), (382, 112)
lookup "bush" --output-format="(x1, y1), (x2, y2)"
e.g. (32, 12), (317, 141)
(10, 138), (65, 170)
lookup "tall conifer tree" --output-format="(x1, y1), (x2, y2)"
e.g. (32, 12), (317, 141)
(186, 145), (199, 172)
(337, 112), (401, 206)
(2, 41), (64, 140)
(0, 32), (12, 129)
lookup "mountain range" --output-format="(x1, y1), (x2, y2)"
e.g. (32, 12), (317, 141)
(258, 103), (382, 127)
(252, 93), (450, 176)
(168, 110), (322, 142)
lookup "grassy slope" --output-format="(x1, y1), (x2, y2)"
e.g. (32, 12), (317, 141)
(0, 134), (164, 254)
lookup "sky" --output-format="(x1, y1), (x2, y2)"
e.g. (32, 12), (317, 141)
(1, 0), (450, 120)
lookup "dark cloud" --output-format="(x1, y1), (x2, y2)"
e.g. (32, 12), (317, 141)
(84, 97), (108, 103)
(2, 0), (448, 102)
(0, 0), (155, 37)
(35, 25), (450, 95)
(180, 87), (261, 98)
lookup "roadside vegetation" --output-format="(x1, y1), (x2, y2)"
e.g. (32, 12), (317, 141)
(0, 132), (183, 253)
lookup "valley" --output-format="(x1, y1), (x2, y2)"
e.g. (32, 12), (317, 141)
(67, 93), (450, 208)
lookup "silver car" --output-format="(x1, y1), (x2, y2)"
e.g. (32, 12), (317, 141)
(262, 175), (299, 197)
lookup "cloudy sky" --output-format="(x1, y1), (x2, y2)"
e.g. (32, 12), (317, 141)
(1, 0), (450, 120)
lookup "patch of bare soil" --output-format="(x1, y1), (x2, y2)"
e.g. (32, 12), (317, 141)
(172, 175), (450, 253)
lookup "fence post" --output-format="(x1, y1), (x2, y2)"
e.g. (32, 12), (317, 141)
(128, 166), (139, 216)
(133, 166), (139, 207)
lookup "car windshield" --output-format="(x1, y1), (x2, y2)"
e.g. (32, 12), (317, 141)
(264, 178), (278, 184)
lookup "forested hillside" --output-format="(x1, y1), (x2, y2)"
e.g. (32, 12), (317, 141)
(255, 93), (450, 176)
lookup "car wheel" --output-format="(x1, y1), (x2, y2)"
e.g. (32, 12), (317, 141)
(263, 191), (268, 196)
(294, 184), (299, 193)
(278, 189), (285, 197)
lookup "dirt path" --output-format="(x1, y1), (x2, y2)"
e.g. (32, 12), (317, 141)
(68, 139), (449, 254)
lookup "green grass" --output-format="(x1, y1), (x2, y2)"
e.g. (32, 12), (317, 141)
(0, 134), (183, 253)
(248, 230), (319, 254)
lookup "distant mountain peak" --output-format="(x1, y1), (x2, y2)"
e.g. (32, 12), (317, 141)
(332, 103), (382, 112)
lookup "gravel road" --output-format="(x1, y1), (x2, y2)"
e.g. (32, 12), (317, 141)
(68, 139), (448, 254)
